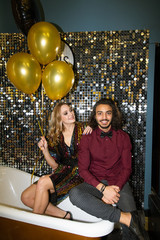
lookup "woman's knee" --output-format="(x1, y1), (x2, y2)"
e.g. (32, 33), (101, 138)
(21, 190), (26, 203)
(36, 175), (53, 192)
(21, 183), (36, 203)
(21, 188), (33, 205)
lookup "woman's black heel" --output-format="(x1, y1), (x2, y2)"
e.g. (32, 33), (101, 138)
(63, 211), (72, 220)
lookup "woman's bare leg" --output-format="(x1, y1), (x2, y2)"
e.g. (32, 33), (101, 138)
(33, 175), (52, 214)
(21, 183), (37, 208)
(21, 175), (70, 218)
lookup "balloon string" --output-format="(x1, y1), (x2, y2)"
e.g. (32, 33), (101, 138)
(40, 159), (44, 169)
(37, 83), (45, 170)
(41, 84), (44, 122)
(30, 93), (45, 183)
(31, 154), (44, 184)
(31, 157), (39, 184)
(31, 119), (44, 183)
(31, 118), (44, 183)
(30, 93), (44, 136)
(38, 119), (44, 136)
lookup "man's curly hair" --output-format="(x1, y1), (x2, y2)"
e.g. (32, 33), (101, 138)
(88, 98), (122, 130)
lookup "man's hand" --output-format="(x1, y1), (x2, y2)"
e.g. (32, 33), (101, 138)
(102, 185), (120, 205)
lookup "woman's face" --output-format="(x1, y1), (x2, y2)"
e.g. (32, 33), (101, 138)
(60, 104), (75, 125)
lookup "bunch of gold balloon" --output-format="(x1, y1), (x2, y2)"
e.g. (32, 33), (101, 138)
(7, 21), (75, 101)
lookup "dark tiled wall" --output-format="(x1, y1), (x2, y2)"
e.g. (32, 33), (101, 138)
(0, 30), (149, 208)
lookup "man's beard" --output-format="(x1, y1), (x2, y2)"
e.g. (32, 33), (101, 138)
(98, 121), (111, 129)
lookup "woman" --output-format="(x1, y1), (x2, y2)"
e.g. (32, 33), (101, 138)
(21, 102), (91, 219)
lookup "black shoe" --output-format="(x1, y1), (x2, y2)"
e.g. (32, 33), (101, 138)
(129, 211), (145, 240)
(121, 223), (139, 240)
(63, 211), (72, 220)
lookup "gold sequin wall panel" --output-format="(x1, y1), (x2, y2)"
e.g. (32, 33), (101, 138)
(0, 30), (149, 208)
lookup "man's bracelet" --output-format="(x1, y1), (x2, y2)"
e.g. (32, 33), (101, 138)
(100, 184), (106, 193)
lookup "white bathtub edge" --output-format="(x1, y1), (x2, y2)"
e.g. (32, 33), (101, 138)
(0, 204), (114, 237)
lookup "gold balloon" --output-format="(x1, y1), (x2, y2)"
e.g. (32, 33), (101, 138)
(27, 21), (61, 65)
(42, 61), (75, 100)
(7, 52), (41, 94)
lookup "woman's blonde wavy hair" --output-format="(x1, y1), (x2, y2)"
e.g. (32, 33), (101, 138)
(48, 102), (72, 145)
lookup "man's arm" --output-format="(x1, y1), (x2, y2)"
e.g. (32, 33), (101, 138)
(114, 132), (132, 189)
(78, 134), (100, 187)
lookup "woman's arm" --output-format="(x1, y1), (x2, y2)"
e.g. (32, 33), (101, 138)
(82, 125), (92, 135)
(38, 136), (58, 170)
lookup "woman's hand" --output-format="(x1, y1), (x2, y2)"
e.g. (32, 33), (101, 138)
(38, 136), (58, 170)
(83, 126), (92, 135)
(38, 136), (48, 153)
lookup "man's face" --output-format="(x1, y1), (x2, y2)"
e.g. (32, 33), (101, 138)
(95, 104), (113, 131)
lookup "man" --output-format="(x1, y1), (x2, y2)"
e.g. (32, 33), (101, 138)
(69, 98), (146, 240)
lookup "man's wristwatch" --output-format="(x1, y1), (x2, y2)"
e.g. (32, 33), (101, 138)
(100, 184), (106, 193)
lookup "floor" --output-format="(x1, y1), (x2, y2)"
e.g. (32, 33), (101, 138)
(102, 228), (122, 240)
(101, 227), (150, 240)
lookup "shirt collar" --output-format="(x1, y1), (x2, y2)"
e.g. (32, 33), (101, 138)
(96, 126), (113, 136)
